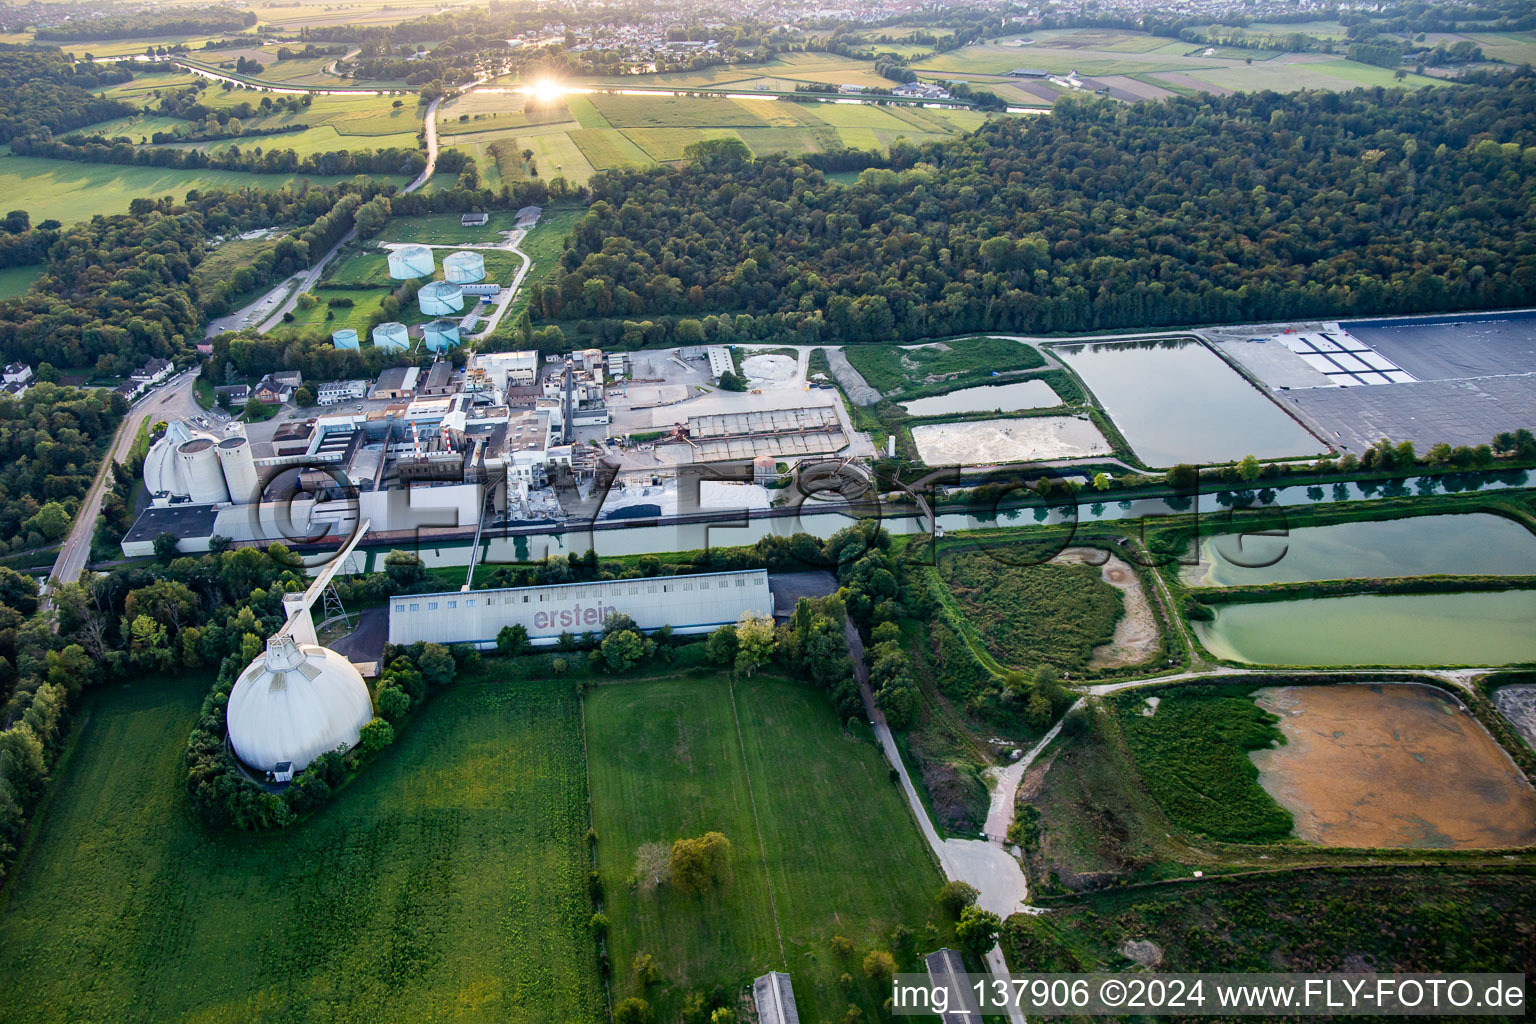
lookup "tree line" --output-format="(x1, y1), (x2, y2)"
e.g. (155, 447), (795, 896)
(34, 8), (256, 41)
(11, 133), (430, 178)
(530, 74), (1536, 346)
(0, 43), (133, 143)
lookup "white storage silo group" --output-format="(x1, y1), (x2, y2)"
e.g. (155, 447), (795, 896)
(175, 437), (230, 505)
(217, 436), (261, 505)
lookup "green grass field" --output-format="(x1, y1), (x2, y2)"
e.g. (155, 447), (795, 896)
(569, 127), (654, 170)
(844, 336), (1046, 394)
(586, 675), (944, 1022)
(0, 264), (45, 300)
(0, 148), (407, 224)
(0, 672), (605, 1024)
(490, 205), (583, 339)
(373, 212), (521, 245)
(586, 93), (770, 128)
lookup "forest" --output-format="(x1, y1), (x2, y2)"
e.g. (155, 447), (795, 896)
(0, 44), (133, 143)
(11, 134), (430, 178)
(531, 73), (1536, 346)
(32, 7), (257, 42)
(0, 384), (123, 556)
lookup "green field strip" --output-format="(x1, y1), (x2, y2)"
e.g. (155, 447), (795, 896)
(562, 94), (611, 130)
(568, 128), (654, 170)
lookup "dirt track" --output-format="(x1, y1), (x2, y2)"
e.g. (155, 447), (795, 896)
(1051, 548), (1160, 669)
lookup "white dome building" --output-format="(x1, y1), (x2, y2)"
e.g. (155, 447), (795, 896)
(227, 634), (375, 774)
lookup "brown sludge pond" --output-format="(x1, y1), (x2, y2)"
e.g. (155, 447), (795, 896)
(1251, 684), (1536, 849)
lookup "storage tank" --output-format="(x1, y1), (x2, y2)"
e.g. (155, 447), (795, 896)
(422, 318), (461, 352)
(217, 436), (261, 505)
(442, 250), (486, 284)
(176, 437), (230, 504)
(387, 244), (434, 280)
(372, 321), (410, 351)
(417, 281), (465, 316)
(581, 347), (603, 371)
(331, 328), (359, 351)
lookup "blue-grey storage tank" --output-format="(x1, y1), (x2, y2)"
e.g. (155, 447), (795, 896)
(418, 280), (465, 316)
(331, 328), (359, 351)
(422, 319), (461, 352)
(387, 244), (434, 280)
(372, 321), (410, 351)
(442, 250), (486, 284)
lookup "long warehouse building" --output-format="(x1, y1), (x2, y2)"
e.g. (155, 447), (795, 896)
(388, 568), (774, 648)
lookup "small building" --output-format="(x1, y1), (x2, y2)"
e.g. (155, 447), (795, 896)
(331, 328), (359, 351)
(420, 358), (456, 396)
(838, 83), (866, 94)
(132, 357), (174, 390)
(317, 379), (368, 405)
(460, 212), (489, 227)
(372, 366), (420, 400)
(2, 362), (32, 385)
(475, 350), (539, 389)
(214, 384), (250, 407)
(372, 321), (410, 352)
(753, 454), (777, 485)
(387, 244), (434, 280)
(1007, 67), (1049, 77)
(459, 282), (500, 297)
(706, 345), (734, 381)
(607, 351), (625, 377)
(418, 281), (465, 317)
(753, 972), (800, 1024)
(422, 319), (461, 352)
(253, 370), (301, 405)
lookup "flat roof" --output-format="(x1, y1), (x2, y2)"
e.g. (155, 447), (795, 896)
(123, 503), (219, 543)
(405, 567), (768, 603)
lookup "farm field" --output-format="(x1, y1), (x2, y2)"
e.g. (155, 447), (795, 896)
(374, 211), (524, 245)
(0, 264), (44, 300)
(0, 672), (605, 1024)
(0, 148), (406, 224)
(844, 337), (1045, 395)
(586, 675), (944, 1023)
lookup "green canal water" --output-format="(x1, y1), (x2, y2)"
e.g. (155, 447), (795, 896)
(1195, 589), (1536, 666)
(1184, 513), (1536, 586)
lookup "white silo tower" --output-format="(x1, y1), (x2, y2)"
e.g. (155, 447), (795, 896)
(417, 281), (465, 316)
(176, 437), (230, 504)
(332, 328), (359, 351)
(373, 321), (409, 351)
(217, 436), (261, 506)
(387, 244), (434, 280)
(442, 250), (486, 284)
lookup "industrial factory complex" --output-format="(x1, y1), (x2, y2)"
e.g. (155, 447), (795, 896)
(120, 343), (869, 559)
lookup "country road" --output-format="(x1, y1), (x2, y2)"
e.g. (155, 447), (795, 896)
(42, 370), (201, 608)
(211, 96), (444, 338)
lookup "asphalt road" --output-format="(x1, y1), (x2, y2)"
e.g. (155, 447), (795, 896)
(43, 370), (201, 607)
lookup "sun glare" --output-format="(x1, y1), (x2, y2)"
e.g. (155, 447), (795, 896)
(531, 78), (564, 102)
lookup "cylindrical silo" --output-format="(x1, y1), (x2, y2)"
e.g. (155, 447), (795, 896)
(332, 328), (359, 351)
(217, 436), (261, 505)
(387, 244), (434, 280)
(422, 319), (461, 352)
(373, 322), (409, 351)
(417, 281), (465, 316)
(177, 437), (230, 504)
(442, 250), (486, 284)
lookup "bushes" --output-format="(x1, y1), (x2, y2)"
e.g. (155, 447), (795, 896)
(1113, 685), (1294, 843)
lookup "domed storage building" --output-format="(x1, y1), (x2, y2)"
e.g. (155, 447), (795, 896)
(418, 281), (464, 316)
(227, 633), (375, 774)
(372, 321), (410, 351)
(387, 244), (434, 280)
(331, 328), (359, 351)
(442, 250), (486, 284)
(423, 318), (460, 352)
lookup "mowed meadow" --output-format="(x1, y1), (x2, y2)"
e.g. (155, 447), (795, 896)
(0, 671), (605, 1024)
(586, 675), (945, 1023)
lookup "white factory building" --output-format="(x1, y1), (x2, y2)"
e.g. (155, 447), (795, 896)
(388, 569), (774, 648)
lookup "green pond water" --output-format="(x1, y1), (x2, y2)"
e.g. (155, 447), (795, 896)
(1195, 590), (1536, 666)
(900, 379), (1061, 416)
(1183, 513), (1536, 586)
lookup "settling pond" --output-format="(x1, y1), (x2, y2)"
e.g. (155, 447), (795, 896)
(1195, 590), (1536, 666)
(899, 379), (1060, 416)
(1053, 338), (1324, 467)
(1183, 513), (1536, 586)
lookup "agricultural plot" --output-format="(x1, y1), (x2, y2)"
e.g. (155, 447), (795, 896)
(1190, 60), (1440, 93)
(0, 673), (605, 1024)
(586, 675), (943, 1024)
(915, 43), (1207, 78)
(0, 149), (404, 224)
(569, 128), (654, 171)
(844, 337), (1045, 395)
(585, 93), (771, 128)
(939, 553), (1123, 673)
(374, 211), (522, 244)
(625, 127), (744, 161)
